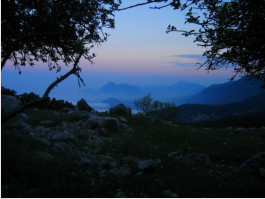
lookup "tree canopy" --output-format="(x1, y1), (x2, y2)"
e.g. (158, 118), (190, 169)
(118, 0), (265, 87)
(1, 0), (121, 74)
(1, 0), (121, 123)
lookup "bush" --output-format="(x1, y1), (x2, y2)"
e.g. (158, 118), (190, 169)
(134, 94), (179, 121)
(1, 86), (17, 96)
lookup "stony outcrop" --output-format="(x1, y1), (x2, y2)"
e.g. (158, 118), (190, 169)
(82, 115), (119, 131)
(183, 154), (211, 166)
(1, 95), (22, 116)
(77, 98), (93, 112)
(234, 152), (265, 176)
(233, 128), (248, 135)
(109, 103), (132, 116)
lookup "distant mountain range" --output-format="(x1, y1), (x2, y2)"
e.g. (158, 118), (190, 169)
(176, 76), (265, 105)
(153, 91), (265, 124)
(79, 81), (206, 102)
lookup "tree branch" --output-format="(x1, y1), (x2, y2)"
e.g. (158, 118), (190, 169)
(1, 97), (50, 124)
(1, 32), (71, 70)
(116, 1), (164, 11)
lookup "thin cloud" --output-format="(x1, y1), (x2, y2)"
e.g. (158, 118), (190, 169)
(166, 54), (206, 62)
(168, 61), (201, 67)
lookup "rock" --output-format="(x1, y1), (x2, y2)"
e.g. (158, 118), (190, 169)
(80, 157), (92, 166)
(163, 190), (178, 198)
(108, 169), (119, 177)
(82, 116), (119, 131)
(40, 120), (53, 124)
(99, 159), (108, 168)
(75, 129), (95, 139)
(120, 123), (129, 129)
(153, 159), (161, 166)
(163, 190), (171, 197)
(97, 128), (107, 136)
(183, 154), (211, 166)
(138, 159), (154, 170)
(51, 130), (76, 143)
(127, 128), (135, 134)
(74, 113), (91, 122)
(117, 169), (130, 176)
(119, 116), (128, 123)
(168, 150), (183, 158)
(233, 128), (248, 135)
(62, 107), (70, 113)
(122, 156), (141, 164)
(259, 168), (265, 177)
(171, 193), (179, 198)
(93, 146), (102, 154)
(90, 110), (98, 114)
(38, 138), (51, 146)
(109, 103), (132, 116)
(1, 95), (22, 116)
(234, 152), (265, 174)
(12, 121), (31, 130)
(77, 98), (93, 112)
(110, 161), (118, 168)
(15, 113), (29, 120)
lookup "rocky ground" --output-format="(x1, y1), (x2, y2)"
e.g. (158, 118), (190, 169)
(1, 101), (265, 197)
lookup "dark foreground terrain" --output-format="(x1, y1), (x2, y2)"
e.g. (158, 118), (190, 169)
(1, 108), (265, 197)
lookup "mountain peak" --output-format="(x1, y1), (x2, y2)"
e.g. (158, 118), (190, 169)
(106, 82), (116, 86)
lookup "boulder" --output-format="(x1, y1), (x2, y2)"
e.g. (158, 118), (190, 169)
(234, 152), (265, 174)
(11, 121), (31, 130)
(138, 159), (154, 170)
(15, 113), (29, 120)
(183, 154), (211, 166)
(82, 116), (119, 131)
(1, 95), (22, 116)
(168, 150), (183, 159)
(233, 128), (248, 135)
(77, 98), (93, 112)
(109, 103), (132, 116)
(50, 130), (76, 143)
(73, 114), (91, 122)
(120, 123), (129, 129)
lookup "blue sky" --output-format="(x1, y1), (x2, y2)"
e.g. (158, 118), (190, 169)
(1, 0), (238, 102)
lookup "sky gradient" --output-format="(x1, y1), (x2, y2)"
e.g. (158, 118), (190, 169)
(1, 0), (238, 102)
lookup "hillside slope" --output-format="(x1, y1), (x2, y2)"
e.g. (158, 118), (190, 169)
(177, 77), (265, 105)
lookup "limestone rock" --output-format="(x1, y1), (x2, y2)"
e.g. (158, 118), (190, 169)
(127, 128), (135, 134)
(80, 157), (92, 166)
(168, 150), (183, 158)
(73, 114), (91, 122)
(138, 159), (154, 170)
(183, 154), (211, 166)
(12, 121), (31, 130)
(119, 116), (128, 123)
(109, 103), (132, 116)
(120, 123), (129, 129)
(122, 155), (141, 164)
(82, 116), (119, 131)
(51, 130), (76, 143)
(77, 98), (93, 112)
(15, 113), (29, 120)
(233, 128), (248, 135)
(1, 95), (22, 116)
(234, 152), (265, 174)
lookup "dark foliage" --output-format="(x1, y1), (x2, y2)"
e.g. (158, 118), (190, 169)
(1, 86), (17, 96)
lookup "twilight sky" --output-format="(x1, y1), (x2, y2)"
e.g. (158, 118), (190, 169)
(1, 0), (238, 103)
